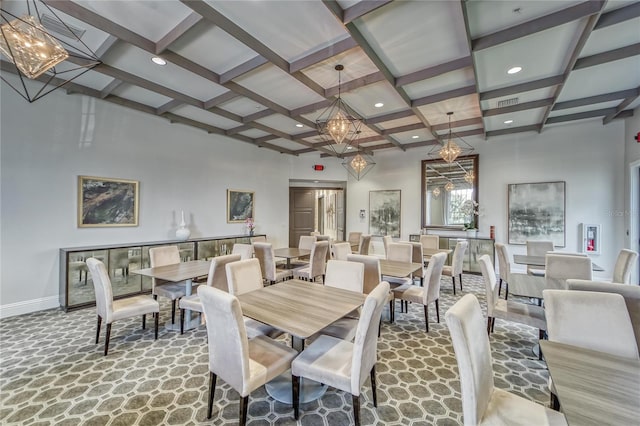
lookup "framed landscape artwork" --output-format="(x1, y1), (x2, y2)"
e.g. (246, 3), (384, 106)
(508, 181), (565, 246)
(369, 190), (401, 238)
(78, 176), (139, 227)
(227, 189), (254, 223)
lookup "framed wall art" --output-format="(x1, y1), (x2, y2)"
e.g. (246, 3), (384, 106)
(508, 181), (565, 246)
(227, 189), (254, 223)
(78, 176), (139, 227)
(369, 189), (401, 238)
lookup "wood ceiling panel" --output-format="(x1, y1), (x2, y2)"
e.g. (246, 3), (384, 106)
(403, 68), (477, 100)
(484, 108), (547, 131)
(171, 105), (240, 130)
(340, 81), (408, 117)
(580, 17), (640, 56)
(560, 56), (640, 101)
(301, 48), (378, 89)
(110, 84), (172, 108)
(374, 116), (422, 130)
(416, 94), (482, 125)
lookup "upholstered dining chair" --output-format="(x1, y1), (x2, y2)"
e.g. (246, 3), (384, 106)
(383, 242), (414, 287)
(252, 242), (293, 284)
(567, 279), (640, 353)
(545, 253), (592, 290)
(293, 241), (329, 282)
(348, 232), (363, 252)
(198, 285), (297, 426)
(358, 235), (371, 255)
(148, 246), (188, 325)
(543, 289), (639, 410)
(86, 258), (159, 356)
(249, 235), (266, 244)
(178, 254), (241, 334)
(292, 281), (390, 426)
(442, 240), (468, 295)
(382, 236), (393, 258)
(332, 241), (352, 260)
(226, 258), (284, 339)
(479, 255), (546, 339)
(410, 242), (426, 286)
(420, 234), (439, 250)
(526, 240), (553, 276)
(348, 254), (393, 322)
(494, 243), (511, 299)
(231, 243), (254, 260)
(445, 294), (567, 426)
(298, 235), (317, 250)
(613, 248), (638, 284)
(392, 252), (447, 332)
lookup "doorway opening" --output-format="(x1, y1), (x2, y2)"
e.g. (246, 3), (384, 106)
(289, 181), (346, 247)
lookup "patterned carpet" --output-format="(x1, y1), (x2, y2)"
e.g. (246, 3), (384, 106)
(0, 274), (552, 425)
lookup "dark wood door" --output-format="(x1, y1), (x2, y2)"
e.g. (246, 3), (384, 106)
(289, 188), (315, 247)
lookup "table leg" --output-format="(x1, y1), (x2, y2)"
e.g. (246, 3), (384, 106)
(165, 278), (200, 332)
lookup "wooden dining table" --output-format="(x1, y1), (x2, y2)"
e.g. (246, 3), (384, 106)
(379, 259), (423, 279)
(133, 260), (211, 331)
(237, 279), (366, 404)
(273, 247), (311, 268)
(513, 254), (604, 271)
(422, 247), (453, 263)
(540, 340), (640, 425)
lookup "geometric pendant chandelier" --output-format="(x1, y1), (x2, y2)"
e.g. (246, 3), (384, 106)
(341, 132), (375, 181)
(427, 111), (474, 163)
(0, 0), (101, 103)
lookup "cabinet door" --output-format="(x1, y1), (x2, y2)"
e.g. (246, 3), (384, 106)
(67, 250), (108, 307)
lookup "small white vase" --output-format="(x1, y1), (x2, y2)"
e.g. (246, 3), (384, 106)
(176, 210), (191, 241)
(466, 229), (477, 238)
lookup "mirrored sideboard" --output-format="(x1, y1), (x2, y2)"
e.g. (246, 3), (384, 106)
(60, 234), (264, 312)
(409, 234), (495, 274)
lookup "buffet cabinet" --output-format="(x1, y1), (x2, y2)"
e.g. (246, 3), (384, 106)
(59, 234), (264, 311)
(409, 234), (495, 274)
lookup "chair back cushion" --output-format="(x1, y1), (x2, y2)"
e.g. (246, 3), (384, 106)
(526, 240), (553, 274)
(198, 286), (251, 395)
(207, 254), (242, 291)
(452, 241), (468, 275)
(332, 242), (352, 260)
(545, 253), (592, 290)
(445, 294), (494, 426)
(359, 235), (371, 255)
(420, 234), (439, 250)
(494, 243), (511, 282)
(250, 235), (266, 243)
(348, 232), (362, 246)
(252, 242), (276, 281)
(386, 242), (412, 262)
(347, 254), (382, 294)
(325, 260), (364, 293)
(567, 279), (640, 353)
(226, 258), (264, 295)
(231, 243), (253, 260)
(543, 289), (639, 359)
(298, 235), (317, 250)
(425, 253), (447, 304)
(315, 235), (331, 242)
(149, 246), (182, 290)
(382, 236), (393, 256)
(479, 255), (499, 316)
(351, 281), (390, 394)
(613, 249), (638, 284)
(309, 241), (329, 278)
(86, 258), (114, 322)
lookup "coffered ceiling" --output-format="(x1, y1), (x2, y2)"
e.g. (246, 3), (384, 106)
(2, 0), (639, 158)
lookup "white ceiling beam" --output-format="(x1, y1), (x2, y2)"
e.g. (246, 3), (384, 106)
(155, 12), (202, 53)
(546, 107), (633, 124)
(480, 75), (564, 101)
(156, 99), (183, 115)
(289, 38), (358, 73)
(204, 91), (239, 110)
(366, 109), (415, 124)
(486, 125), (539, 137)
(342, 0), (394, 24)
(412, 85), (476, 107)
(95, 35), (119, 59)
(603, 88), (640, 124)
(219, 56), (269, 83)
(573, 43), (640, 70)
(554, 88), (639, 110)
(99, 79), (124, 99)
(395, 56), (472, 87)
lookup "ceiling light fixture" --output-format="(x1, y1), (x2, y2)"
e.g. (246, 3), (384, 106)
(316, 64), (362, 156)
(444, 181), (455, 192)
(432, 187), (441, 198)
(374, 102), (384, 108)
(507, 66), (522, 74)
(412, 135), (419, 139)
(295, 123), (303, 128)
(426, 112), (475, 164)
(464, 170), (475, 184)
(342, 131), (375, 181)
(151, 56), (166, 65)
(0, 0), (101, 103)
(504, 119), (514, 124)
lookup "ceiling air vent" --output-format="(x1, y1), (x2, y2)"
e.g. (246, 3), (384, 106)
(40, 14), (86, 40)
(497, 97), (519, 108)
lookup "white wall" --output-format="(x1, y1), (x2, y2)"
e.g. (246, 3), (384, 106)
(1, 88), (290, 316)
(624, 109), (640, 283)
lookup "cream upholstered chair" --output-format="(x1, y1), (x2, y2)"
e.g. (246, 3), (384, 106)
(231, 243), (254, 260)
(298, 235), (317, 250)
(567, 279), (640, 353)
(311, 260), (365, 341)
(545, 253), (592, 290)
(249, 235), (266, 244)
(479, 255), (546, 338)
(198, 285), (297, 426)
(358, 235), (371, 255)
(315, 235), (331, 261)
(86, 258), (159, 356)
(252, 242), (293, 285)
(494, 243), (510, 298)
(410, 242), (426, 286)
(543, 289), (639, 409)
(613, 249), (638, 284)
(332, 241), (352, 260)
(348, 253), (394, 322)
(293, 241), (329, 282)
(420, 234), (439, 250)
(383, 242), (414, 287)
(495, 243), (547, 303)
(442, 240), (468, 295)
(178, 254), (241, 334)
(148, 246), (188, 325)
(348, 232), (362, 252)
(292, 281), (390, 426)
(445, 294), (567, 426)
(382, 236), (393, 258)
(393, 252), (447, 332)
(526, 240), (553, 276)
(226, 258), (284, 339)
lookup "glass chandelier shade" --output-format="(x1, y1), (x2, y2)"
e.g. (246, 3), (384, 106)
(439, 138), (461, 163)
(444, 181), (455, 192)
(432, 187), (441, 198)
(341, 132), (375, 181)
(0, 15), (68, 78)
(464, 170), (475, 184)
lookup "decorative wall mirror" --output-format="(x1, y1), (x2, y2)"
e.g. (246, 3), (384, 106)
(421, 154), (479, 229)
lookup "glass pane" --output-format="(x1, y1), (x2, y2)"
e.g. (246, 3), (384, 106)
(108, 247), (142, 297)
(67, 250), (107, 307)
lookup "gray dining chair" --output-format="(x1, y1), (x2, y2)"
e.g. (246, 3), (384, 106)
(293, 241), (329, 282)
(613, 249), (638, 284)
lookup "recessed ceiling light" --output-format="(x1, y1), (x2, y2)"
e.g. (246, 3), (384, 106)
(295, 124), (303, 128)
(313, 180), (319, 183)
(347, 146), (354, 150)
(412, 135), (419, 139)
(504, 119), (514, 124)
(151, 57), (166, 66)
(507, 66), (522, 74)
(374, 102), (384, 108)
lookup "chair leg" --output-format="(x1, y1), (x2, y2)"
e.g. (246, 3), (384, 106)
(459, 273), (463, 291)
(180, 308), (185, 335)
(505, 284), (509, 300)
(487, 317), (492, 335)
(352, 394), (360, 426)
(293, 374), (300, 420)
(95, 315), (102, 344)
(207, 372), (217, 419)
(498, 278), (503, 296)
(104, 323), (112, 356)
(491, 317), (496, 332)
(171, 300), (176, 324)
(435, 299), (440, 323)
(423, 305), (429, 332)
(452, 277), (456, 295)
(539, 329), (545, 361)
(154, 313), (159, 340)
(142, 314), (146, 330)
(239, 395), (249, 426)
(550, 392), (560, 411)
(370, 365), (378, 407)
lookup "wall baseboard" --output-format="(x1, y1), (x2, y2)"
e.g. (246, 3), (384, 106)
(0, 296), (59, 319)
